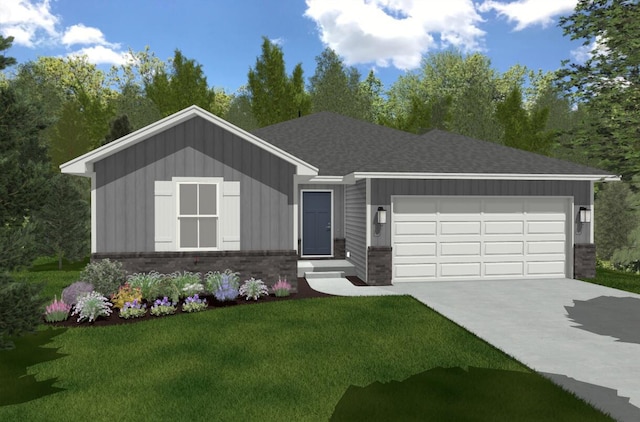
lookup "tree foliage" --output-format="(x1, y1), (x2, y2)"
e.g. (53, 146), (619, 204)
(248, 37), (310, 127)
(558, 0), (640, 179)
(0, 35), (17, 70)
(595, 181), (637, 260)
(0, 273), (46, 350)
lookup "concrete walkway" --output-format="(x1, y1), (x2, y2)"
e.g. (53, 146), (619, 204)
(307, 277), (640, 422)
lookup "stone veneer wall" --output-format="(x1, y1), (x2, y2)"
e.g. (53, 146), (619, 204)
(366, 246), (392, 286)
(297, 238), (346, 259)
(92, 250), (298, 292)
(574, 244), (596, 279)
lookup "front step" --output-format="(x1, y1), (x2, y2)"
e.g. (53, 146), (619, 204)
(304, 271), (345, 280)
(297, 259), (356, 278)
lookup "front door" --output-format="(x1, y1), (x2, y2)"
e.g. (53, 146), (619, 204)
(302, 191), (332, 256)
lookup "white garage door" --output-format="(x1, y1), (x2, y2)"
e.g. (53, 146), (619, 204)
(392, 196), (570, 282)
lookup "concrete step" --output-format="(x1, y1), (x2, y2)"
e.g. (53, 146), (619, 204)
(304, 271), (345, 280)
(298, 259), (357, 278)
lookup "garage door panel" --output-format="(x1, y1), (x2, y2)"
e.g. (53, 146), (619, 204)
(441, 262), (481, 277)
(396, 264), (436, 278)
(395, 243), (436, 257)
(485, 221), (524, 235)
(392, 196), (569, 282)
(395, 221), (436, 235)
(485, 242), (524, 255)
(527, 221), (565, 234)
(527, 261), (566, 276)
(440, 221), (481, 235)
(394, 198), (437, 214)
(484, 262), (524, 276)
(527, 241), (565, 254)
(440, 242), (481, 256)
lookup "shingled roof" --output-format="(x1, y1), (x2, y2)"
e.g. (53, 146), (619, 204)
(252, 111), (615, 178)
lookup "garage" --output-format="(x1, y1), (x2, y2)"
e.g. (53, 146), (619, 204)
(391, 196), (571, 282)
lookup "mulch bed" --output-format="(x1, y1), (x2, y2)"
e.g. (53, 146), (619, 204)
(47, 277), (348, 328)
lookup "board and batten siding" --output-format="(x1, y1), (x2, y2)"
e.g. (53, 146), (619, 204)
(345, 180), (367, 280)
(370, 178), (591, 247)
(94, 116), (295, 253)
(298, 184), (344, 239)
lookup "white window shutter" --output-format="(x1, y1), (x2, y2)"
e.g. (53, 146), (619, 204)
(154, 181), (176, 251)
(222, 181), (240, 250)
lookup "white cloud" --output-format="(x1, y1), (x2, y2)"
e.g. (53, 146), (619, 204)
(68, 46), (132, 66)
(304, 0), (485, 70)
(0, 0), (59, 47)
(571, 35), (609, 63)
(0, 0), (127, 66)
(478, 0), (577, 31)
(62, 24), (116, 48)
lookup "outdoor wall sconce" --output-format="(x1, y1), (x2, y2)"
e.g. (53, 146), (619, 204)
(377, 207), (387, 224)
(579, 207), (591, 223)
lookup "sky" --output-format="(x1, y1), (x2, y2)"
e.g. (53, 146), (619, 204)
(0, 0), (592, 93)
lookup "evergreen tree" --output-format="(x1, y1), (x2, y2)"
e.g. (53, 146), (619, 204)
(248, 37), (310, 127)
(595, 181), (637, 260)
(32, 174), (90, 269)
(0, 35), (17, 70)
(102, 114), (133, 145)
(0, 273), (46, 350)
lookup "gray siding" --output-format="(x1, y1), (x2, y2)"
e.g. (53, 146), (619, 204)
(370, 179), (591, 247)
(298, 184), (344, 239)
(95, 116), (295, 253)
(345, 180), (367, 280)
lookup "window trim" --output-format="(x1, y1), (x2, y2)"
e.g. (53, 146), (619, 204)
(174, 177), (223, 251)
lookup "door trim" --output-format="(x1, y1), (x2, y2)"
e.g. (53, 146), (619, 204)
(301, 189), (334, 258)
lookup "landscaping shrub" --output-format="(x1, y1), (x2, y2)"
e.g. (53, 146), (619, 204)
(148, 276), (180, 303)
(44, 296), (71, 322)
(272, 277), (291, 297)
(71, 291), (113, 323)
(0, 273), (46, 350)
(169, 271), (203, 298)
(110, 283), (142, 309)
(127, 271), (164, 300)
(239, 278), (269, 301)
(213, 273), (239, 302)
(79, 259), (126, 297)
(150, 297), (176, 316)
(205, 269), (239, 292)
(61, 281), (94, 306)
(182, 294), (208, 313)
(118, 299), (147, 319)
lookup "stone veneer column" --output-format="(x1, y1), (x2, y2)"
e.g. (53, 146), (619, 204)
(574, 244), (596, 279)
(366, 246), (392, 286)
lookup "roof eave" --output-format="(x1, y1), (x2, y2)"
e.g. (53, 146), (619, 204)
(351, 172), (621, 182)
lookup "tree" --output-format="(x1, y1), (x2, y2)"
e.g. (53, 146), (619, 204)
(309, 48), (369, 120)
(595, 181), (637, 260)
(496, 86), (553, 154)
(360, 70), (386, 124)
(225, 86), (259, 131)
(558, 0), (640, 179)
(145, 49), (218, 117)
(32, 174), (90, 270)
(0, 273), (45, 350)
(110, 83), (161, 131)
(102, 114), (133, 145)
(0, 35), (17, 70)
(248, 37), (310, 127)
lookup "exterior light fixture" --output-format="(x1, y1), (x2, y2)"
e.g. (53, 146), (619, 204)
(579, 207), (591, 223)
(377, 206), (387, 224)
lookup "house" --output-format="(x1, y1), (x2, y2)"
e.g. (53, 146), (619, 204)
(60, 105), (619, 290)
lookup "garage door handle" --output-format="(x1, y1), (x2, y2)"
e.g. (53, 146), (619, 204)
(326, 223), (331, 230)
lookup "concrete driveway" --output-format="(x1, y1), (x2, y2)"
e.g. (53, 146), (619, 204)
(308, 277), (640, 422)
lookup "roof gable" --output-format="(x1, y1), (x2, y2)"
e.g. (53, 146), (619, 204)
(60, 105), (318, 177)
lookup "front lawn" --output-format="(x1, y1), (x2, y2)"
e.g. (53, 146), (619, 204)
(1, 296), (612, 421)
(581, 267), (640, 294)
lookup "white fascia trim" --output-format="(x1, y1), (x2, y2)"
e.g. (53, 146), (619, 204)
(91, 172), (96, 253)
(60, 105), (318, 177)
(351, 172), (621, 182)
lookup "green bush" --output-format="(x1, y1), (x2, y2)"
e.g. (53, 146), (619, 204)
(0, 273), (46, 350)
(79, 259), (126, 297)
(169, 271), (202, 298)
(127, 271), (164, 300)
(148, 276), (180, 303)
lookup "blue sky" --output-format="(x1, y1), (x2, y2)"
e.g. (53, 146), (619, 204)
(1, 0), (591, 93)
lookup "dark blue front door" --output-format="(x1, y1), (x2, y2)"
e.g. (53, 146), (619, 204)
(302, 191), (332, 256)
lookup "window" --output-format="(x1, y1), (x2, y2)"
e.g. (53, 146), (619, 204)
(177, 182), (218, 249)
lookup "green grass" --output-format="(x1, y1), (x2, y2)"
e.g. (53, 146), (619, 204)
(10, 256), (87, 301)
(0, 296), (613, 421)
(581, 267), (640, 294)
